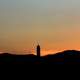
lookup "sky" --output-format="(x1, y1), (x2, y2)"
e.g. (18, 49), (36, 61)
(0, 0), (80, 56)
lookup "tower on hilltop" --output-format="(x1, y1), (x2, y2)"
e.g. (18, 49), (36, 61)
(36, 44), (41, 57)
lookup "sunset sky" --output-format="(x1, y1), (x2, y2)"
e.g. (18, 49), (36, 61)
(0, 0), (80, 56)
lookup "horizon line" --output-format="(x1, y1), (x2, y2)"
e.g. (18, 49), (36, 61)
(0, 49), (80, 56)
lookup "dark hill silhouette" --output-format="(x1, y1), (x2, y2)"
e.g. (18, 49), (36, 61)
(0, 50), (80, 64)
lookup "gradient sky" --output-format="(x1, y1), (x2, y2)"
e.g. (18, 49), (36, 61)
(0, 0), (80, 56)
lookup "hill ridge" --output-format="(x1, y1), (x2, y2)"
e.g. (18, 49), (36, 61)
(0, 50), (80, 64)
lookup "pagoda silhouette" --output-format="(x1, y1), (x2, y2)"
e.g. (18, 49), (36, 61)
(36, 44), (41, 57)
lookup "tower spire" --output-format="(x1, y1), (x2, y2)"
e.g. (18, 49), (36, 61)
(36, 43), (41, 57)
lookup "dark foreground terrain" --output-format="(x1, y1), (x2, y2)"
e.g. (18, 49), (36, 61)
(0, 50), (80, 64)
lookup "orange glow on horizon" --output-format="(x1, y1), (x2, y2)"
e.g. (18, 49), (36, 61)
(0, 52), (3, 54)
(32, 49), (66, 56)
(1, 42), (80, 56)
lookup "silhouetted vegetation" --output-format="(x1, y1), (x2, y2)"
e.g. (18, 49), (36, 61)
(0, 50), (80, 64)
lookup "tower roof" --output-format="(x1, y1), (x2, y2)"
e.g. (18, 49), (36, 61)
(37, 44), (40, 47)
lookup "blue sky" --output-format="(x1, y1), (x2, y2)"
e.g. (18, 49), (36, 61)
(0, 0), (80, 10)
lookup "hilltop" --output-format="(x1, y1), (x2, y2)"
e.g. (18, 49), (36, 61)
(0, 50), (80, 64)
